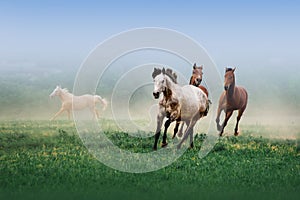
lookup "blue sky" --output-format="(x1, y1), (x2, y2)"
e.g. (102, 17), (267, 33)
(0, 0), (299, 71)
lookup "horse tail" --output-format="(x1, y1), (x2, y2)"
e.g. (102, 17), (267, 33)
(95, 95), (108, 111)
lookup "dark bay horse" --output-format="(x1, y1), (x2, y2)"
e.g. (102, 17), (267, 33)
(216, 67), (248, 136)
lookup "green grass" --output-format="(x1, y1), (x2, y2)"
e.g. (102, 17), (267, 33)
(0, 120), (299, 200)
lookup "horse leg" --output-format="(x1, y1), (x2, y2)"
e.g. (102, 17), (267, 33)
(234, 108), (245, 136)
(189, 129), (194, 149)
(94, 108), (100, 119)
(153, 113), (165, 150)
(177, 116), (198, 149)
(188, 114), (201, 149)
(89, 107), (98, 120)
(67, 110), (71, 120)
(172, 120), (181, 139)
(51, 108), (65, 121)
(162, 119), (171, 147)
(220, 110), (233, 136)
(216, 107), (222, 131)
(177, 122), (185, 137)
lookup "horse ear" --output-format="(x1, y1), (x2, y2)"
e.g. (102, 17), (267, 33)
(173, 73), (177, 83)
(162, 68), (166, 74)
(193, 63), (196, 69)
(200, 65), (203, 70)
(152, 68), (161, 78)
(232, 67), (236, 72)
(225, 67), (228, 72)
(152, 68), (156, 78)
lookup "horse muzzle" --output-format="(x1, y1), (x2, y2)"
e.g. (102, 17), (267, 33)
(166, 110), (171, 117)
(224, 85), (229, 91)
(153, 92), (160, 99)
(196, 78), (202, 84)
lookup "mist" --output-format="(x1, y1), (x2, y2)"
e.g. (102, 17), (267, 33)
(1, 1), (300, 140)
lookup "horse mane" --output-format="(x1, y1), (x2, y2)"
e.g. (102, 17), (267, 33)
(152, 67), (177, 83)
(61, 88), (70, 94)
(165, 68), (177, 84)
(152, 68), (162, 79)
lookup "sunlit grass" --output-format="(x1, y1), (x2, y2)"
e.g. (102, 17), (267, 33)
(0, 120), (299, 200)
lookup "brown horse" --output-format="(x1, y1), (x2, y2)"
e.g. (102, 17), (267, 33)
(189, 63), (209, 97)
(189, 63), (210, 117)
(216, 67), (248, 136)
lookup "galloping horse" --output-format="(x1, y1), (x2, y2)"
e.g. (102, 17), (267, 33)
(216, 67), (248, 136)
(152, 68), (181, 149)
(189, 63), (209, 97)
(49, 86), (107, 120)
(152, 68), (208, 149)
(189, 63), (210, 117)
(152, 64), (211, 147)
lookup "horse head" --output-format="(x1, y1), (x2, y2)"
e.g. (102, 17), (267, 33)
(190, 63), (203, 87)
(152, 67), (177, 99)
(224, 67), (236, 91)
(152, 68), (167, 99)
(49, 85), (62, 98)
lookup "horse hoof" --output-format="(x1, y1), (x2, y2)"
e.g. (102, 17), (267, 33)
(153, 146), (157, 151)
(219, 132), (223, 137)
(161, 143), (168, 148)
(234, 132), (239, 136)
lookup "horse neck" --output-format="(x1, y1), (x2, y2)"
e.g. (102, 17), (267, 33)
(189, 76), (193, 85)
(226, 78), (236, 99)
(163, 88), (172, 99)
(165, 76), (179, 96)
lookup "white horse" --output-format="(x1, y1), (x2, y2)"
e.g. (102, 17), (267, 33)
(152, 68), (208, 149)
(49, 86), (107, 120)
(152, 68), (183, 150)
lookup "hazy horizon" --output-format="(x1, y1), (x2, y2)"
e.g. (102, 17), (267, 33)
(0, 1), (299, 139)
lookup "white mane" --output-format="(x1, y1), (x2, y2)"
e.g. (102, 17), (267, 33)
(61, 88), (70, 94)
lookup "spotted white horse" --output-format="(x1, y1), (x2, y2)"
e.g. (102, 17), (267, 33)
(152, 68), (208, 149)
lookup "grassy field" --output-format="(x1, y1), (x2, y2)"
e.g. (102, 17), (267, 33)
(0, 120), (299, 200)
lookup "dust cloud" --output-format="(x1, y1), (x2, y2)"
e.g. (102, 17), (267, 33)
(0, 65), (299, 140)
